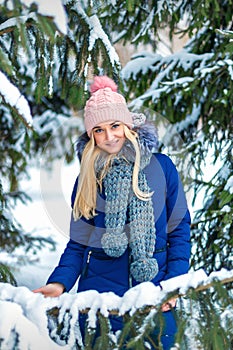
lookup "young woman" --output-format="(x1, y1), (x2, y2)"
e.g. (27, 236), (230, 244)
(34, 76), (191, 349)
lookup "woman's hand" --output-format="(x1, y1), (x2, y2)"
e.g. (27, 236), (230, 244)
(161, 297), (177, 312)
(33, 283), (65, 297)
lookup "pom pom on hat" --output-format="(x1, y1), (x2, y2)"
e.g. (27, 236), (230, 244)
(84, 75), (133, 136)
(90, 76), (118, 94)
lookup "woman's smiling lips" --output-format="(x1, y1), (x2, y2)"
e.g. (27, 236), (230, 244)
(105, 140), (119, 146)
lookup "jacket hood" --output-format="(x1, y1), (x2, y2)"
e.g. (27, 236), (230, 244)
(75, 121), (159, 161)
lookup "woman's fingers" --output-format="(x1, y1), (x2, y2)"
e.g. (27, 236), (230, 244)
(161, 297), (177, 312)
(32, 283), (65, 297)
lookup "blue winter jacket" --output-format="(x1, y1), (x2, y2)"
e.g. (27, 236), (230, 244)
(47, 152), (191, 297)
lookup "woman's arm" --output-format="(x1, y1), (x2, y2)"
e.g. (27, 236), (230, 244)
(45, 239), (86, 293)
(164, 156), (191, 280)
(32, 239), (86, 297)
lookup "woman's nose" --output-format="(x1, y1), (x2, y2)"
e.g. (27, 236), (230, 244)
(105, 129), (114, 141)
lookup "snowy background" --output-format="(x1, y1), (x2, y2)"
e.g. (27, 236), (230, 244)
(13, 159), (79, 291)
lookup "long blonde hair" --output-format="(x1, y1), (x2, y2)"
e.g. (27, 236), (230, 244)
(73, 125), (152, 220)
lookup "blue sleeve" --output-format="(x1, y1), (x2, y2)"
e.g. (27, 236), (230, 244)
(47, 239), (84, 292)
(163, 155), (191, 280)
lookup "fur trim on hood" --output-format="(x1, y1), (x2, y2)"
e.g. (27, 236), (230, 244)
(75, 122), (159, 161)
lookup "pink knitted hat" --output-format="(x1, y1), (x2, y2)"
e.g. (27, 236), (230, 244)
(84, 76), (134, 136)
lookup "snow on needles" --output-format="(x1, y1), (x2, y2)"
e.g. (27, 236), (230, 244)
(0, 71), (33, 127)
(86, 15), (120, 68)
(0, 269), (232, 348)
(73, 3), (120, 68)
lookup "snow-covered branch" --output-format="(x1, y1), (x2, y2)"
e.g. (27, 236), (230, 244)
(0, 71), (33, 127)
(71, 3), (120, 69)
(0, 13), (37, 35)
(0, 269), (232, 349)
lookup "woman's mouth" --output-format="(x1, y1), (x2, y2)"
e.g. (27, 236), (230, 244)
(105, 140), (119, 146)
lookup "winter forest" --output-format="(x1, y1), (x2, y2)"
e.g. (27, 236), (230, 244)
(0, 0), (233, 349)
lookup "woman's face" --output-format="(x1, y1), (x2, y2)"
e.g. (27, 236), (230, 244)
(92, 121), (126, 154)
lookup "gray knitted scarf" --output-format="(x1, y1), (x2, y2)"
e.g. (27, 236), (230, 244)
(95, 126), (159, 282)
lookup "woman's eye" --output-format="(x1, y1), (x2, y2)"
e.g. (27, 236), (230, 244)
(94, 128), (103, 133)
(112, 123), (120, 129)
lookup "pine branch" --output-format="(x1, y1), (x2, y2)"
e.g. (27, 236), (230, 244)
(44, 271), (233, 348)
(47, 273), (233, 318)
(0, 13), (37, 36)
(190, 210), (230, 228)
(0, 263), (17, 286)
(0, 94), (33, 129)
(194, 276), (233, 293)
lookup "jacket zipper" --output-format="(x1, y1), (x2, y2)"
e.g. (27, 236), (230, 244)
(87, 250), (92, 263)
(82, 250), (92, 277)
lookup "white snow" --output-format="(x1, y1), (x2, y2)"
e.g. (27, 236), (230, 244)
(0, 269), (232, 348)
(162, 76), (194, 87)
(87, 15), (120, 68)
(122, 49), (214, 111)
(68, 3), (120, 69)
(0, 71), (33, 126)
(132, 9), (155, 43)
(122, 51), (162, 80)
(0, 288), (66, 349)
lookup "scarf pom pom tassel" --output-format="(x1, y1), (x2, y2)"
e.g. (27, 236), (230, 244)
(130, 258), (158, 282)
(101, 232), (128, 257)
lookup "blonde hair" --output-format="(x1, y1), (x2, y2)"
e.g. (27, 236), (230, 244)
(73, 125), (152, 220)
